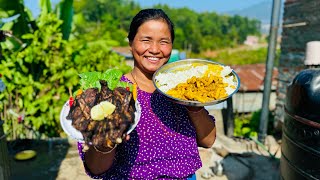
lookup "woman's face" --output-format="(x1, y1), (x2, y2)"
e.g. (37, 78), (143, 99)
(130, 19), (173, 74)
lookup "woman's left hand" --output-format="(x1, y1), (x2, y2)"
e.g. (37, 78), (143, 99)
(185, 106), (204, 112)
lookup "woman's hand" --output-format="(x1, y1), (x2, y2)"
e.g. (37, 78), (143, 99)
(185, 106), (204, 112)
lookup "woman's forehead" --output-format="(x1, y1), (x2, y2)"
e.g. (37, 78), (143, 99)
(137, 20), (171, 35)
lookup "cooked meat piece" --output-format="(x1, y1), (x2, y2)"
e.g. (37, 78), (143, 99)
(66, 80), (135, 150)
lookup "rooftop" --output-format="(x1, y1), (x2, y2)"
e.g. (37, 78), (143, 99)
(231, 64), (278, 92)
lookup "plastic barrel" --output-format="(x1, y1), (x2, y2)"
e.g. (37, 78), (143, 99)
(281, 69), (320, 180)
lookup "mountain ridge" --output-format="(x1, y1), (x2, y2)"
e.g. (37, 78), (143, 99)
(222, 0), (284, 34)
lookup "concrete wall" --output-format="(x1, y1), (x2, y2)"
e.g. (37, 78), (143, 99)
(275, 0), (320, 124)
(205, 91), (277, 114)
(233, 92), (277, 113)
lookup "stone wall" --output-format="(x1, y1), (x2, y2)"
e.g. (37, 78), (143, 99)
(275, 0), (320, 124)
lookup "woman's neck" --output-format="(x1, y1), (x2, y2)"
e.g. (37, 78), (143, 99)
(130, 68), (156, 93)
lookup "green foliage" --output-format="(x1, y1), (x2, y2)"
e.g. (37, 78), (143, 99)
(0, 0), (35, 50)
(79, 69), (132, 91)
(214, 48), (268, 65)
(0, 12), (131, 138)
(72, 0), (140, 46)
(234, 116), (258, 138)
(202, 47), (281, 65)
(72, 0), (261, 52)
(1, 13), (72, 138)
(234, 110), (275, 138)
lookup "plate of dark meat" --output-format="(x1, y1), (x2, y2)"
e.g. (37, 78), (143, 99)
(60, 69), (140, 150)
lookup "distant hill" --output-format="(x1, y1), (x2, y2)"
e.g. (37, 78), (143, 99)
(223, 0), (284, 34)
(226, 1), (272, 24)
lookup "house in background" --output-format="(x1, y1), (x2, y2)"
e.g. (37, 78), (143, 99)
(244, 35), (259, 47)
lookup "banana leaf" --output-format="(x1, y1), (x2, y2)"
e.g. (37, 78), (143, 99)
(56, 0), (73, 40)
(0, 0), (21, 18)
(39, 0), (52, 15)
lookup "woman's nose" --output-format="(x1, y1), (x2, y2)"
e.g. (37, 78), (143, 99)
(148, 42), (160, 54)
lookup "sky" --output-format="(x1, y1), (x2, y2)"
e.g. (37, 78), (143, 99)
(133, 0), (269, 13)
(24, 0), (270, 18)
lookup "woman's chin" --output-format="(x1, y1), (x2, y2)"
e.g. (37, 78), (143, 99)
(143, 62), (165, 72)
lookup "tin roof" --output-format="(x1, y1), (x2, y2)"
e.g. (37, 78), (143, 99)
(231, 64), (278, 92)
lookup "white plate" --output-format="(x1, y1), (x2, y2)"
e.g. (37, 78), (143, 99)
(60, 100), (141, 142)
(60, 101), (84, 142)
(153, 59), (240, 107)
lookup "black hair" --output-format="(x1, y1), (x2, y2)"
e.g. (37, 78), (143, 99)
(128, 9), (175, 43)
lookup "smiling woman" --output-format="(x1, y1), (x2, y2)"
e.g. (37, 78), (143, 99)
(76, 8), (217, 179)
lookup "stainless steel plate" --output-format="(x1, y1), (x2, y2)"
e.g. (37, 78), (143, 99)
(152, 59), (240, 106)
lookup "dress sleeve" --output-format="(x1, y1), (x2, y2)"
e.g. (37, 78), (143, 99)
(77, 142), (109, 179)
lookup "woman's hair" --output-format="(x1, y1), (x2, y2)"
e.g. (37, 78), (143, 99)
(128, 9), (175, 43)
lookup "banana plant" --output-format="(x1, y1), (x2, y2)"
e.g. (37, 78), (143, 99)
(55, 0), (74, 40)
(39, 0), (74, 40)
(0, 0), (34, 50)
(0, 0), (74, 52)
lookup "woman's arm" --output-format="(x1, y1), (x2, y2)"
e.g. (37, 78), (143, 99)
(83, 145), (116, 175)
(186, 107), (216, 148)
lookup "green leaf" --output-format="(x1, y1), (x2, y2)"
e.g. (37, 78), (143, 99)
(58, 0), (73, 40)
(241, 127), (251, 136)
(40, 0), (52, 15)
(79, 71), (101, 90)
(101, 69), (123, 90)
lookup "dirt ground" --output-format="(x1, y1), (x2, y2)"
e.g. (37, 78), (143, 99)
(5, 110), (281, 180)
(4, 135), (281, 180)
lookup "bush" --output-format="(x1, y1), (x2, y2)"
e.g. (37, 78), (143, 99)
(234, 109), (275, 138)
(0, 13), (131, 139)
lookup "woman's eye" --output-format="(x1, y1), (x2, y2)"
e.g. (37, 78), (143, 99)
(160, 41), (170, 45)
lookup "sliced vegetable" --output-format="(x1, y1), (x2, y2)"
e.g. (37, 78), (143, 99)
(90, 100), (116, 121)
(90, 105), (104, 121)
(100, 101), (116, 117)
(132, 83), (137, 101)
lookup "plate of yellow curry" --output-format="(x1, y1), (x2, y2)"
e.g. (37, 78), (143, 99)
(153, 59), (240, 106)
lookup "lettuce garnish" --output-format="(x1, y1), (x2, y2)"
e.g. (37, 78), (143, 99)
(79, 69), (132, 91)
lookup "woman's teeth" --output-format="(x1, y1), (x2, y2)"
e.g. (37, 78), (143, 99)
(147, 57), (159, 61)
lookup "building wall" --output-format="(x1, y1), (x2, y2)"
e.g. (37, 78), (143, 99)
(205, 91), (277, 114)
(233, 92), (277, 113)
(275, 0), (320, 123)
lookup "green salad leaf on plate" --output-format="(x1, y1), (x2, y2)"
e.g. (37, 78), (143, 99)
(78, 69), (132, 91)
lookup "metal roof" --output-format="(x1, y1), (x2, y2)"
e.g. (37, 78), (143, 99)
(231, 64), (278, 92)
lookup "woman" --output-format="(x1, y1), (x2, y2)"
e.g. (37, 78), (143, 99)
(78, 9), (216, 179)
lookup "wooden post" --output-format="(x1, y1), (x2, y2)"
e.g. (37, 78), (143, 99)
(0, 120), (10, 180)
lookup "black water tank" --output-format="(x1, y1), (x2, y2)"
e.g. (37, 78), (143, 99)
(281, 68), (320, 180)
